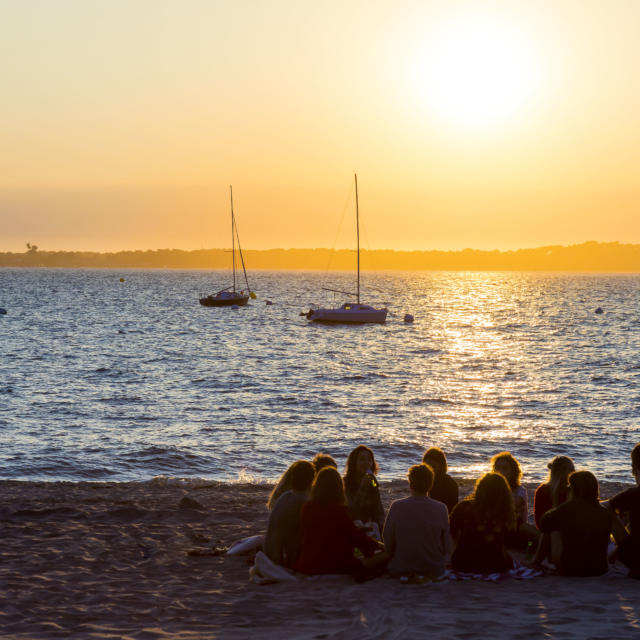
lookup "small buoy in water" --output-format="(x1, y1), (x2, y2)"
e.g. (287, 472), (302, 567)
(265, 300), (273, 305)
(231, 304), (239, 309)
(119, 277), (125, 282)
(0, 308), (6, 315)
(404, 314), (414, 323)
(595, 307), (604, 314)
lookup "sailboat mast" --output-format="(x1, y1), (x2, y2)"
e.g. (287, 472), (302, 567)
(355, 173), (360, 304)
(230, 185), (236, 292)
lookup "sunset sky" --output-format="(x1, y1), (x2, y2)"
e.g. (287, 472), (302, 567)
(1, 0), (639, 252)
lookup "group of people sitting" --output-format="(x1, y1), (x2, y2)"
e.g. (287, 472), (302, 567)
(263, 443), (640, 582)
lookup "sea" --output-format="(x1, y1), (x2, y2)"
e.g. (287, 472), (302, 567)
(1, 268), (639, 485)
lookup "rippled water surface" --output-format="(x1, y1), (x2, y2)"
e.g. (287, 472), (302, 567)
(1, 268), (640, 483)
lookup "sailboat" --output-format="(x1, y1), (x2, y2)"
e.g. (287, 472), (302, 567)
(199, 186), (254, 307)
(304, 174), (387, 324)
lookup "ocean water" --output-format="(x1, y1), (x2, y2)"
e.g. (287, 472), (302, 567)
(1, 268), (639, 485)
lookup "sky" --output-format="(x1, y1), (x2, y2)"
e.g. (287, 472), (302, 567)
(1, 0), (639, 252)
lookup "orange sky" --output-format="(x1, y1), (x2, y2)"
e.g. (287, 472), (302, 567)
(1, 0), (639, 252)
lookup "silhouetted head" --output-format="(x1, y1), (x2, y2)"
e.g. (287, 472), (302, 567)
(290, 460), (316, 492)
(311, 467), (346, 505)
(472, 472), (516, 528)
(344, 445), (379, 492)
(547, 455), (575, 483)
(569, 470), (599, 505)
(267, 459), (312, 510)
(422, 447), (447, 477)
(491, 451), (522, 491)
(312, 452), (338, 473)
(408, 463), (434, 495)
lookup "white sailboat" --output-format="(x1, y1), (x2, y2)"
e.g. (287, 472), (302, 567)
(304, 174), (387, 324)
(199, 186), (254, 307)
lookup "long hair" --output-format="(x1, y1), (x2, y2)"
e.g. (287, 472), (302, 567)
(491, 451), (522, 491)
(344, 445), (378, 494)
(547, 456), (575, 507)
(267, 461), (303, 510)
(422, 447), (447, 477)
(311, 467), (346, 505)
(471, 472), (516, 529)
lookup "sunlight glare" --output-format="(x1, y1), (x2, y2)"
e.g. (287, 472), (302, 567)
(415, 15), (541, 129)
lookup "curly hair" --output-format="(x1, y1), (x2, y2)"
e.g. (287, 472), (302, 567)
(491, 451), (522, 491)
(471, 472), (516, 529)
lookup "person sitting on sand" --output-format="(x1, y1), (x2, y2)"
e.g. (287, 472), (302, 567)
(383, 463), (451, 579)
(267, 458), (313, 510)
(344, 445), (385, 537)
(535, 470), (628, 577)
(607, 443), (640, 578)
(296, 467), (387, 579)
(449, 472), (515, 574)
(422, 447), (459, 513)
(312, 452), (338, 472)
(491, 451), (539, 547)
(534, 456), (575, 528)
(264, 460), (315, 569)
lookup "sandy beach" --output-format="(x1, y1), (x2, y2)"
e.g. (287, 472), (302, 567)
(2, 478), (639, 639)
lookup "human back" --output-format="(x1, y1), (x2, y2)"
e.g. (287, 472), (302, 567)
(384, 464), (450, 578)
(296, 466), (380, 576)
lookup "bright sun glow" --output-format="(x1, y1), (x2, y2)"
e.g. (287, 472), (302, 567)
(416, 15), (540, 129)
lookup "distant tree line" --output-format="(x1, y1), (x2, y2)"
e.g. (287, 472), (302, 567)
(1, 241), (640, 271)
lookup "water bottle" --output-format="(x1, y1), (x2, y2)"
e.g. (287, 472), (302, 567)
(525, 540), (534, 562)
(366, 469), (378, 488)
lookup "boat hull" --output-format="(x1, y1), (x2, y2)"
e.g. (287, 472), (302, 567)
(308, 304), (387, 324)
(199, 294), (249, 307)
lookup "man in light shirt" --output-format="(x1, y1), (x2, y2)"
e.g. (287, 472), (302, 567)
(383, 463), (451, 580)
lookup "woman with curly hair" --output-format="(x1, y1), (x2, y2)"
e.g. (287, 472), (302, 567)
(491, 452), (527, 524)
(449, 472), (516, 573)
(343, 444), (385, 536)
(296, 467), (386, 578)
(491, 451), (540, 548)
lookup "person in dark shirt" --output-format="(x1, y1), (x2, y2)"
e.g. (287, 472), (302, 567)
(422, 447), (458, 513)
(449, 472), (515, 574)
(296, 467), (385, 578)
(343, 445), (384, 535)
(537, 470), (627, 577)
(534, 456), (575, 528)
(608, 442), (640, 578)
(264, 460), (315, 569)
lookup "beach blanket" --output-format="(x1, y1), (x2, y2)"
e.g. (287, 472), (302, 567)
(445, 562), (545, 582)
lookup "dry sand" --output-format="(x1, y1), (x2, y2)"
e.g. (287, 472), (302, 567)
(2, 478), (639, 640)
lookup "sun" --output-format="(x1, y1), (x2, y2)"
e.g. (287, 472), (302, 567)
(415, 15), (540, 129)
